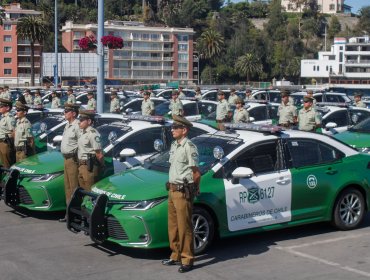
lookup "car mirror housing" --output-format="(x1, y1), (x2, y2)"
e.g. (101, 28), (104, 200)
(231, 167), (254, 184)
(119, 148), (136, 162)
(325, 122), (337, 129)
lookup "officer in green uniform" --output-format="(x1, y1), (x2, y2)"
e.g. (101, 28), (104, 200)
(86, 92), (96, 111)
(194, 87), (202, 101)
(298, 96), (321, 132)
(169, 91), (183, 116)
(306, 90), (317, 106)
(178, 87), (186, 99)
(0, 98), (15, 168)
(278, 91), (297, 128)
(228, 88), (238, 105)
(110, 91), (120, 113)
(162, 115), (200, 273)
(24, 89), (33, 105)
(0, 86), (11, 100)
(233, 98), (249, 123)
(59, 104), (81, 222)
(14, 102), (34, 162)
(77, 110), (103, 191)
(244, 89), (254, 101)
(216, 91), (229, 130)
(141, 91), (155, 116)
(51, 91), (61, 108)
(354, 92), (366, 108)
(66, 88), (76, 105)
(33, 90), (43, 108)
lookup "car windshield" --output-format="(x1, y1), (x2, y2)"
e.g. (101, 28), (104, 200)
(96, 123), (132, 148)
(349, 117), (370, 133)
(32, 117), (64, 136)
(146, 134), (243, 174)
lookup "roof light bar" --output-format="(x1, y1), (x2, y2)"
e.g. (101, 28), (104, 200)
(124, 115), (165, 123)
(179, 97), (197, 101)
(224, 123), (282, 133)
(316, 102), (348, 107)
(245, 100), (268, 104)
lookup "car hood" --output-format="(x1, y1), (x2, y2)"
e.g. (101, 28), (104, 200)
(12, 150), (64, 175)
(91, 168), (168, 201)
(334, 131), (370, 148)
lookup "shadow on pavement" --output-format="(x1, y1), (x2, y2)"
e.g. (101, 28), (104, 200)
(4, 206), (65, 221)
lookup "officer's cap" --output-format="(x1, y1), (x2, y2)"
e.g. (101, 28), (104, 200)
(87, 91), (94, 96)
(111, 90), (118, 96)
(0, 98), (12, 107)
(15, 101), (29, 111)
(172, 90), (179, 95)
(307, 89), (314, 95)
(23, 90), (30, 95)
(172, 115), (193, 128)
(217, 90), (224, 95)
(64, 103), (80, 111)
(195, 86), (201, 92)
(235, 97), (245, 105)
(67, 88), (73, 93)
(281, 89), (290, 96)
(79, 110), (95, 120)
(354, 92), (363, 97)
(303, 96), (314, 103)
(281, 91), (289, 98)
(143, 91), (150, 96)
(230, 88), (236, 93)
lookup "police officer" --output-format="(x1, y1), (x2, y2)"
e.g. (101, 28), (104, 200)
(77, 110), (104, 191)
(354, 92), (366, 108)
(141, 91), (155, 116)
(228, 88), (238, 105)
(51, 91), (61, 108)
(33, 90), (43, 108)
(14, 102), (34, 162)
(2, 86), (11, 100)
(306, 90), (317, 106)
(66, 88), (76, 104)
(0, 98), (16, 168)
(86, 91), (96, 111)
(59, 104), (81, 222)
(194, 87), (202, 101)
(298, 96), (321, 132)
(216, 90), (229, 130)
(162, 115), (200, 273)
(244, 89), (254, 101)
(278, 91), (297, 128)
(233, 98), (249, 123)
(169, 90), (183, 116)
(24, 89), (33, 105)
(178, 87), (186, 99)
(110, 91), (120, 113)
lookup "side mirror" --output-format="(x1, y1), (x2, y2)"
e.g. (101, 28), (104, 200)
(249, 116), (255, 122)
(53, 135), (63, 144)
(76, 101), (82, 105)
(120, 148), (136, 162)
(231, 167), (254, 184)
(125, 108), (133, 115)
(325, 122), (337, 129)
(43, 99), (50, 104)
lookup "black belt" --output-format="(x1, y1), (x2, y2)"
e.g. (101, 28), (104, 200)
(79, 160), (88, 165)
(63, 153), (77, 159)
(15, 146), (26, 151)
(0, 139), (6, 143)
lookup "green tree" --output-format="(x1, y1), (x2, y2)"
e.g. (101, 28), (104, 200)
(265, 0), (287, 41)
(356, 6), (370, 34)
(197, 29), (224, 61)
(328, 15), (341, 39)
(17, 15), (49, 86)
(235, 53), (263, 83)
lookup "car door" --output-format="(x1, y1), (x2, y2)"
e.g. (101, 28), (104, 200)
(248, 106), (269, 124)
(349, 109), (370, 126)
(322, 109), (349, 133)
(222, 140), (292, 232)
(284, 138), (345, 221)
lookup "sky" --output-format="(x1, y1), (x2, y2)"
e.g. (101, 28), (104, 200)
(230, 0), (369, 14)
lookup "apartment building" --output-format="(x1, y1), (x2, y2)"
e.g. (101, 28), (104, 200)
(60, 20), (197, 84)
(281, 0), (351, 14)
(0, 3), (42, 86)
(301, 36), (370, 84)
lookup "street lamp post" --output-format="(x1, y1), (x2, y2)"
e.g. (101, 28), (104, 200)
(54, 0), (58, 87)
(96, 0), (104, 113)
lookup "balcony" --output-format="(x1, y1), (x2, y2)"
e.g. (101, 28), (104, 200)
(132, 57), (163, 61)
(345, 60), (370, 65)
(163, 57), (174, 61)
(73, 45), (82, 50)
(18, 51), (41, 56)
(18, 62), (41, 67)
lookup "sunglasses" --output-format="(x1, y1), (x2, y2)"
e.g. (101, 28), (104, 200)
(303, 100), (311, 103)
(16, 109), (25, 112)
(79, 117), (89, 122)
(171, 125), (185, 130)
(64, 109), (73, 113)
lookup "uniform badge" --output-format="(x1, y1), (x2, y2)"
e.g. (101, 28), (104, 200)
(95, 136), (101, 143)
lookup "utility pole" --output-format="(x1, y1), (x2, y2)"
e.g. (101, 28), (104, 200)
(54, 0), (58, 87)
(97, 0), (104, 113)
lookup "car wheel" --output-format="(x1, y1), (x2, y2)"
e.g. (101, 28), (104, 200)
(193, 207), (215, 255)
(333, 188), (365, 230)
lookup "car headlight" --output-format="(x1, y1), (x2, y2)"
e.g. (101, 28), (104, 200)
(29, 172), (63, 182)
(119, 197), (166, 211)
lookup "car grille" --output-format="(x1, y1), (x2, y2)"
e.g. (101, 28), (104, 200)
(107, 216), (128, 240)
(19, 186), (34, 205)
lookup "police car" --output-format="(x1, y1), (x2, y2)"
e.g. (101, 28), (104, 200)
(290, 92), (351, 107)
(122, 97), (167, 115)
(155, 88), (196, 99)
(66, 123), (370, 254)
(2, 115), (215, 212)
(334, 117), (370, 152)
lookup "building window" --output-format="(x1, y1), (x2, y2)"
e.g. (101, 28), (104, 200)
(326, 66), (328, 71)
(4, 58), (11, 64)
(318, 5), (322, 11)
(4, 24), (11, 31)
(340, 46), (343, 50)
(151, 34), (160, 41)
(4, 47), (12, 53)
(178, 63), (188, 70)
(329, 4), (335, 10)
(178, 54), (188, 61)
(313, 66), (316, 71)
(317, 66), (319, 71)
(178, 44), (188, 52)
(3, 35), (12, 42)
(4, 69), (12, 75)
(178, 35), (188, 42)
(287, 4), (293, 10)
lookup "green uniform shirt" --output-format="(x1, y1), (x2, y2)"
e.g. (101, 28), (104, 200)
(78, 126), (102, 160)
(228, 94), (238, 105)
(178, 92), (186, 99)
(195, 93), (202, 101)
(233, 108), (249, 123)
(61, 119), (80, 154)
(0, 112), (15, 139)
(67, 94), (76, 104)
(14, 117), (32, 147)
(355, 100), (366, 108)
(0, 91), (11, 100)
(87, 98), (96, 111)
(169, 137), (199, 184)
(25, 95), (33, 105)
(141, 99), (155, 116)
(170, 99), (183, 116)
(51, 97), (61, 108)
(298, 107), (321, 131)
(110, 97), (120, 113)
(278, 103), (297, 124)
(33, 96), (42, 106)
(216, 99), (229, 121)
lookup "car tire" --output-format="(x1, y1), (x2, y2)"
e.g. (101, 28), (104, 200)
(332, 188), (365, 230)
(193, 206), (215, 255)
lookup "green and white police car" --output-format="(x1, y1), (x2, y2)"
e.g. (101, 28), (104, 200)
(334, 117), (370, 152)
(67, 123), (370, 254)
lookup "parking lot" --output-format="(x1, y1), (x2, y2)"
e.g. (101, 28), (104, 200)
(1, 203), (370, 280)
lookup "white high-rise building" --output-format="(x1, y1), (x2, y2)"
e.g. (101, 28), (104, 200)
(281, 0), (351, 14)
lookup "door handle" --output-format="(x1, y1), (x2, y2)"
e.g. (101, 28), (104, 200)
(325, 168), (337, 175)
(276, 178), (290, 184)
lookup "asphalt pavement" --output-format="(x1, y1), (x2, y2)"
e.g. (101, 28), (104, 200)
(1, 203), (370, 280)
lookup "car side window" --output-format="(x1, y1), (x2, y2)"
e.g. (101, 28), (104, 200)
(350, 110), (370, 125)
(315, 95), (322, 102)
(249, 106), (267, 121)
(322, 110), (348, 127)
(286, 139), (344, 168)
(198, 102), (216, 115)
(183, 103), (199, 116)
(125, 100), (141, 112)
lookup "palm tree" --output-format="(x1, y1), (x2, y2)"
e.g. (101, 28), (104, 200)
(17, 15), (49, 86)
(196, 29), (224, 61)
(235, 53), (263, 84)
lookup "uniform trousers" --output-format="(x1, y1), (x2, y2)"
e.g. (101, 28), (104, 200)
(78, 164), (100, 192)
(216, 120), (225, 131)
(0, 142), (13, 168)
(64, 157), (79, 203)
(168, 190), (194, 266)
